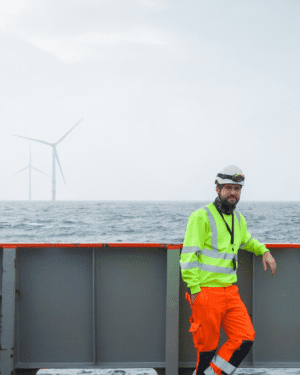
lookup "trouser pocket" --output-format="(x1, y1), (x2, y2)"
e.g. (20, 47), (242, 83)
(185, 291), (192, 305)
(189, 315), (204, 349)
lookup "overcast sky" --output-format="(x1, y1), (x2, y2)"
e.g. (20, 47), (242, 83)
(1, 0), (299, 201)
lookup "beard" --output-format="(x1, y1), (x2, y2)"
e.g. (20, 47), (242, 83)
(219, 194), (240, 210)
(214, 194), (240, 215)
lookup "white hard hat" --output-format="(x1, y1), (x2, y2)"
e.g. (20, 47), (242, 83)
(215, 165), (245, 186)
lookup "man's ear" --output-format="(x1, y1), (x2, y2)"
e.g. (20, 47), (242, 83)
(216, 185), (220, 195)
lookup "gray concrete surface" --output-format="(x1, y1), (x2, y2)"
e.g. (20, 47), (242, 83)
(234, 369), (300, 375)
(36, 368), (300, 375)
(37, 370), (157, 375)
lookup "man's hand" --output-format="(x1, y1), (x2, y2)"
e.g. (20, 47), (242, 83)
(191, 292), (200, 304)
(262, 251), (276, 276)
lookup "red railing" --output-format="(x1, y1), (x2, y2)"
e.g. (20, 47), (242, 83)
(0, 243), (300, 249)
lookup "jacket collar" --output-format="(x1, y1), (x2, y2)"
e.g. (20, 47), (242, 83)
(213, 195), (237, 215)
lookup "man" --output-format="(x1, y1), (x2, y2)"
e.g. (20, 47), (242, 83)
(180, 165), (276, 375)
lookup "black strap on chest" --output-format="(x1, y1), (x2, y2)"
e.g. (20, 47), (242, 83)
(219, 211), (234, 245)
(215, 207), (237, 271)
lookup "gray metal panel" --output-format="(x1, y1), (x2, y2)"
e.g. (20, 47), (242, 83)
(14, 249), (21, 369)
(0, 247), (2, 295)
(253, 248), (300, 367)
(165, 248), (180, 375)
(1, 243), (297, 372)
(18, 361), (164, 369)
(179, 249), (254, 367)
(15, 247), (94, 365)
(179, 271), (196, 365)
(95, 247), (167, 364)
(234, 247), (254, 367)
(0, 247), (2, 348)
(0, 248), (17, 375)
(92, 247), (97, 365)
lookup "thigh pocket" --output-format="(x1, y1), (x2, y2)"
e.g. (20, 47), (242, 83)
(189, 316), (204, 348)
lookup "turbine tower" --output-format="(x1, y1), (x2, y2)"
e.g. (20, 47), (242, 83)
(10, 141), (50, 200)
(14, 118), (84, 201)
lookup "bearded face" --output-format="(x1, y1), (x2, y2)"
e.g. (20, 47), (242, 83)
(216, 184), (242, 209)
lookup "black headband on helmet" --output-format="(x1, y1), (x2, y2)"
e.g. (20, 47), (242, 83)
(217, 173), (245, 182)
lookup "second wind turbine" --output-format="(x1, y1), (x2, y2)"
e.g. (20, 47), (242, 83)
(14, 118), (84, 201)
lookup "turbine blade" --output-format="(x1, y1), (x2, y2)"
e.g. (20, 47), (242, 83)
(9, 166), (29, 178)
(55, 117), (84, 145)
(29, 141), (31, 165)
(31, 166), (50, 178)
(54, 147), (66, 184)
(14, 134), (52, 146)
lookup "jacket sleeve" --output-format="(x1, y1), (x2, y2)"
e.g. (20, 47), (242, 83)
(239, 214), (270, 256)
(180, 210), (207, 294)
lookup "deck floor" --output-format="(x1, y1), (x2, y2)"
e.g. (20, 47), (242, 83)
(35, 368), (300, 375)
(235, 370), (300, 375)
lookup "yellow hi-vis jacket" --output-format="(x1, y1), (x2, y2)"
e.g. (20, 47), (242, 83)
(180, 202), (270, 294)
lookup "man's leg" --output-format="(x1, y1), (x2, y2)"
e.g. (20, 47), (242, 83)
(185, 289), (227, 375)
(204, 285), (255, 375)
(196, 349), (217, 375)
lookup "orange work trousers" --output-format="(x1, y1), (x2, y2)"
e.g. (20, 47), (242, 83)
(186, 285), (256, 375)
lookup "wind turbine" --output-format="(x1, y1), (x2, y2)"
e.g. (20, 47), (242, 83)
(10, 141), (50, 200)
(14, 118), (84, 201)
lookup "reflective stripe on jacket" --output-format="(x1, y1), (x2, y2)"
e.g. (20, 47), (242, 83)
(180, 202), (269, 294)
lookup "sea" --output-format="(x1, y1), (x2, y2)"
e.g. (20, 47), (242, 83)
(1, 200), (300, 375)
(1, 200), (300, 244)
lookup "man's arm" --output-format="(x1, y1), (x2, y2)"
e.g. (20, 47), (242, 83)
(180, 210), (207, 296)
(239, 214), (276, 275)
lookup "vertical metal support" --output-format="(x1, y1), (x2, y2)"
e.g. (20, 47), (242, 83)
(0, 247), (17, 375)
(252, 252), (256, 368)
(165, 248), (180, 375)
(92, 247), (97, 366)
